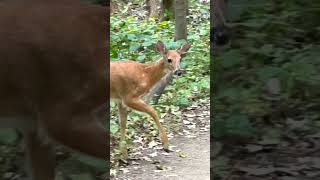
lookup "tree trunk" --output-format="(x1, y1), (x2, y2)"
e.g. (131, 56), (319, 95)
(175, 0), (188, 40)
(212, 0), (227, 28)
(145, 0), (188, 104)
(146, 0), (160, 18)
(186, 0), (189, 16)
(143, 72), (174, 104)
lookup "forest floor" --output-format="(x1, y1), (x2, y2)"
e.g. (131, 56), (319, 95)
(213, 109), (320, 180)
(111, 103), (210, 180)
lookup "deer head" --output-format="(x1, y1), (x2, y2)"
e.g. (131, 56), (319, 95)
(155, 41), (191, 76)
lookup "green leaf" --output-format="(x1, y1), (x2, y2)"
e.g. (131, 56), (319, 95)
(220, 50), (245, 68)
(157, 21), (170, 28)
(137, 54), (146, 61)
(260, 44), (274, 56)
(127, 34), (137, 41)
(142, 41), (153, 47)
(129, 44), (140, 51)
(174, 97), (191, 106)
(256, 66), (283, 81)
(227, 0), (250, 21)
(188, 34), (200, 40)
(213, 114), (256, 139)
(199, 29), (208, 36)
(76, 155), (106, 169)
(0, 129), (18, 144)
(110, 121), (119, 134)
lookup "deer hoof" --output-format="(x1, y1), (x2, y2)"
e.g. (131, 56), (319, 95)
(163, 144), (170, 152)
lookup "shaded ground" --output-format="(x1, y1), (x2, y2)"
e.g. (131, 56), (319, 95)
(0, 134), (106, 180)
(213, 109), (320, 180)
(111, 104), (210, 180)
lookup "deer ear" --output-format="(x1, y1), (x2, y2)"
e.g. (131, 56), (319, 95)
(155, 41), (168, 56)
(177, 42), (191, 54)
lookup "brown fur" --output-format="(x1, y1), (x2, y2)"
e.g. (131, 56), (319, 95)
(0, 0), (109, 179)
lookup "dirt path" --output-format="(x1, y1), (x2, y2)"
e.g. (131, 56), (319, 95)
(112, 104), (210, 180)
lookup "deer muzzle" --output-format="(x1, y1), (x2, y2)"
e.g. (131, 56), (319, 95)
(174, 69), (184, 76)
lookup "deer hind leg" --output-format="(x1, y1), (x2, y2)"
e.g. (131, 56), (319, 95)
(125, 98), (169, 151)
(42, 109), (109, 160)
(118, 102), (128, 159)
(24, 131), (55, 180)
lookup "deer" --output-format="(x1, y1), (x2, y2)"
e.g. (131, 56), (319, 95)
(110, 41), (191, 159)
(0, 0), (109, 180)
(211, 0), (230, 46)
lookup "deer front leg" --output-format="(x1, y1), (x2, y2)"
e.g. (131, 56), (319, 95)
(118, 102), (128, 159)
(125, 99), (169, 151)
(25, 132), (55, 180)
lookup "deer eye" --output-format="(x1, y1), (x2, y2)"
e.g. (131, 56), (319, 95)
(167, 59), (172, 63)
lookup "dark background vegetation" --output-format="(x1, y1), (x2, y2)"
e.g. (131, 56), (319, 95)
(212, 0), (320, 179)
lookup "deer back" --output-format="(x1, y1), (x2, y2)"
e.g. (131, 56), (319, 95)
(0, 0), (109, 121)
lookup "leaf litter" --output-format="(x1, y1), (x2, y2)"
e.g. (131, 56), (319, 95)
(111, 103), (210, 179)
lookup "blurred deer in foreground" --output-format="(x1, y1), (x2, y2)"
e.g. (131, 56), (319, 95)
(211, 0), (230, 46)
(0, 0), (109, 179)
(110, 41), (191, 159)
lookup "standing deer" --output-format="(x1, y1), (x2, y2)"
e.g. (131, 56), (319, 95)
(211, 0), (230, 46)
(0, 0), (109, 180)
(110, 41), (191, 159)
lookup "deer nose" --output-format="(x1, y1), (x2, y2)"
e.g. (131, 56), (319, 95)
(211, 26), (230, 46)
(174, 70), (183, 76)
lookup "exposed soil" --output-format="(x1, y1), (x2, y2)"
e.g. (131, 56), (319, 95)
(112, 104), (210, 180)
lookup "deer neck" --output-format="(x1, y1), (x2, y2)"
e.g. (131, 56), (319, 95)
(144, 58), (168, 88)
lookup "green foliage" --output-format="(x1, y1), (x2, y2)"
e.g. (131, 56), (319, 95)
(0, 129), (18, 144)
(213, 0), (320, 140)
(111, 16), (174, 61)
(213, 114), (256, 139)
(110, 1), (210, 147)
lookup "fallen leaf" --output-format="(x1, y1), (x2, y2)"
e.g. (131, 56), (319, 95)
(183, 120), (191, 125)
(184, 113), (197, 118)
(148, 152), (158, 157)
(160, 152), (170, 156)
(141, 156), (152, 162)
(148, 141), (159, 148)
(110, 169), (117, 177)
(176, 151), (188, 158)
(131, 161), (140, 165)
(245, 144), (264, 153)
(120, 168), (130, 174)
(156, 165), (166, 170)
